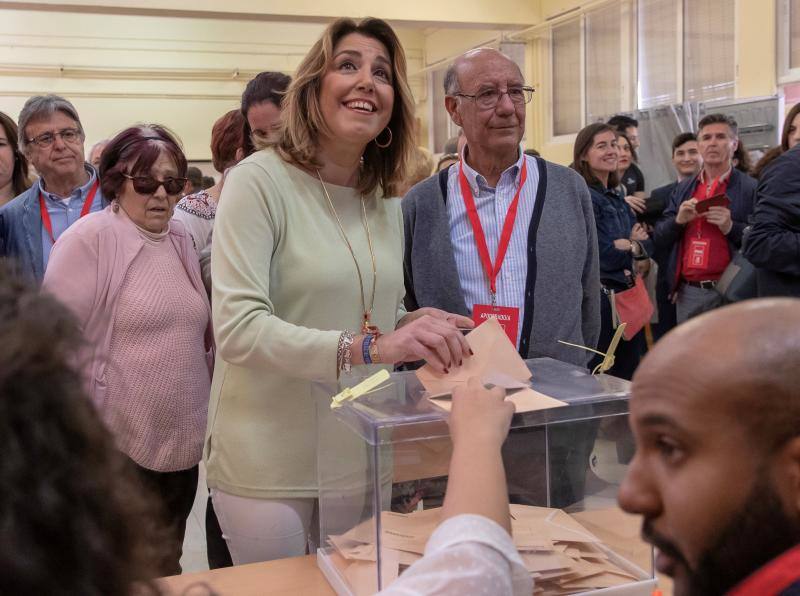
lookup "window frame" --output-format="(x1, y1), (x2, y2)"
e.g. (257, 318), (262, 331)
(548, 15), (585, 141)
(547, 1), (637, 143)
(778, 0), (800, 84)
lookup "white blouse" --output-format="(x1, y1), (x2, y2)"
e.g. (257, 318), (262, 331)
(378, 514), (532, 596)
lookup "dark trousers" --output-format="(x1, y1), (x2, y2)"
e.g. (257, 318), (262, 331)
(131, 462), (199, 576)
(590, 289), (645, 381)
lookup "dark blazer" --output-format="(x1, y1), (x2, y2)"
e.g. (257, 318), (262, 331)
(0, 167), (107, 283)
(653, 168), (757, 294)
(743, 144), (800, 297)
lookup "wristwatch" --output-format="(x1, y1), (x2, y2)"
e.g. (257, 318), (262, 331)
(368, 335), (382, 364)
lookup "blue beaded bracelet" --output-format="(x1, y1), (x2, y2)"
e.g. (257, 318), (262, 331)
(362, 334), (373, 365)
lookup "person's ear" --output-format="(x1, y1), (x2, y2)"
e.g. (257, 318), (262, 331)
(445, 96), (463, 128)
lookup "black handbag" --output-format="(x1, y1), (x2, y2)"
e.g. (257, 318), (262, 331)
(715, 251), (758, 302)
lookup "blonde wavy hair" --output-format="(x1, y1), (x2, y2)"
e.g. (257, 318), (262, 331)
(273, 17), (415, 197)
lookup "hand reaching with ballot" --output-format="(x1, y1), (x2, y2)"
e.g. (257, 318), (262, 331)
(442, 377), (515, 532)
(449, 377), (515, 450)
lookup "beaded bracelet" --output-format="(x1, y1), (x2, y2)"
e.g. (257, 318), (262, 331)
(361, 334), (373, 365)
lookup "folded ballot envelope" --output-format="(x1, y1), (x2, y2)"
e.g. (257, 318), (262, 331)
(415, 317), (567, 413)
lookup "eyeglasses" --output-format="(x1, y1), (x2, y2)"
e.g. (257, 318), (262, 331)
(454, 86), (535, 110)
(123, 173), (187, 195)
(26, 128), (83, 148)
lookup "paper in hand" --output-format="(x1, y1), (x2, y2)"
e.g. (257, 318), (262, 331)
(416, 318), (566, 413)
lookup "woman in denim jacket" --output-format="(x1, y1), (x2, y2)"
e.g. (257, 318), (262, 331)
(571, 123), (652, 379)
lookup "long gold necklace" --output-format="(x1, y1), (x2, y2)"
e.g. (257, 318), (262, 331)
(316, 169), (379, 335)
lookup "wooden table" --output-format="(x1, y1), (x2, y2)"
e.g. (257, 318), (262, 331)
(159, 555), (335, 596)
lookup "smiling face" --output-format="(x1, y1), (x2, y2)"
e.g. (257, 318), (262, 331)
(246, 100), (282, 142)
(697, 122), (737, 171)
(672, 140), (702, 179)
(318, 32), (394, 153)
(117, 150), (180, 233)
(446, 49), (526, 165)
(618, 307), (800, 596)
(24, 111), (86, 187)
(585, 129), (619, 180)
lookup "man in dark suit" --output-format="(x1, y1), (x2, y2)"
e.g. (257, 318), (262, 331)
(743, 143), (800, 297)
(649, 132), (702, 339)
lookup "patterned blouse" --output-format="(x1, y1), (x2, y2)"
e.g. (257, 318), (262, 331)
(173, 189), (216, 254)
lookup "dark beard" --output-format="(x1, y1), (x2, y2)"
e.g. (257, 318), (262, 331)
(685, 475), (800, 596)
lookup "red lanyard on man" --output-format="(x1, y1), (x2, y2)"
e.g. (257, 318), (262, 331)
(458, 158), (528, 345)
(39, 179), (99, 244)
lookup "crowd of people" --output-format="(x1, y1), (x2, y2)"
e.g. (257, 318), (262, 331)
(0, 13), (799, 596)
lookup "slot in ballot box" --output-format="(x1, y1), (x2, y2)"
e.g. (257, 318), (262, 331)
(314, 357), (656, 595)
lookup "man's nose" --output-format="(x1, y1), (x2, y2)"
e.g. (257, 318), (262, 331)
(617, 454), (661, 518)
(51, 134), (67, 151)
(495, 91), (516, 114)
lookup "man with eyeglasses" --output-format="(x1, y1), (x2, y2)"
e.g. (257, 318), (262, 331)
(402, 48), (600, 509)
(0, 94), (107, 282)
(403, 47), (600, 368)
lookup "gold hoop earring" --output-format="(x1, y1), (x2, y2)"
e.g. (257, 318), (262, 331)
(374, 127), (393, 149)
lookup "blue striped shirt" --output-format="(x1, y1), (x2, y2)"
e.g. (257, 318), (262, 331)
(39, 165), (105, 270)
(446, 152), (540, 347)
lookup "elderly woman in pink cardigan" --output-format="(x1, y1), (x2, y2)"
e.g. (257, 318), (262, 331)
(42, 124), (213, 575)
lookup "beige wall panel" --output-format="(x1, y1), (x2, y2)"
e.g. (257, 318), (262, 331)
(0, 7), (425, 158)
(6, 0), (541, 27)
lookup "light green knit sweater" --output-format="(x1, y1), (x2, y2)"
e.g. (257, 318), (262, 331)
(205, 148), (405, 499)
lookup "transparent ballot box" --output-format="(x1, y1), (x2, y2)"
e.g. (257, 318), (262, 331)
(315, 358), (656, 595)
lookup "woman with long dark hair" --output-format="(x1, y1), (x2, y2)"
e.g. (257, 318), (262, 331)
(571, 123), (651, 379)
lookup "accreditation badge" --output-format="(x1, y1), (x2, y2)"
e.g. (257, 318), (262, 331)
(472, 304), (520, 346)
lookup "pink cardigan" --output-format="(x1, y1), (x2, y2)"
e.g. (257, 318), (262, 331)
(42, 205), (214, 410)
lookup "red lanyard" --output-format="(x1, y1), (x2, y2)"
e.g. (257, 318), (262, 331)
(458, 159), (528, 304)
(39, 179), (99, 243)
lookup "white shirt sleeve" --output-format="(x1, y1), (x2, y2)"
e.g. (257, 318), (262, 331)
(377, 514), (532, 596)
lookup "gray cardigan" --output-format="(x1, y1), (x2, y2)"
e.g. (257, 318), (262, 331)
(402, 158), (600, 367)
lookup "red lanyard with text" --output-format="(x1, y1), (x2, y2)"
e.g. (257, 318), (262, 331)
(458, 159), (528, 306)
(39, 179), (99, 244)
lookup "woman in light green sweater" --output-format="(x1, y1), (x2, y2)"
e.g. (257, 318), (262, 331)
(206, 17), (473, 564)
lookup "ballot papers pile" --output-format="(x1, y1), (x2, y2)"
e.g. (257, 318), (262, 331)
(325, 504), (649, 595)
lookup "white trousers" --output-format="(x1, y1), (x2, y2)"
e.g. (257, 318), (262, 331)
(211, 488), (316, 565)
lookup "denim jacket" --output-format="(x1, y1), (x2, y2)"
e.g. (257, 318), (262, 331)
(589, 183), (652, 289)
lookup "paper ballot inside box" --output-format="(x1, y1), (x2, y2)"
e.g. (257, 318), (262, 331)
(416, 318), (567, 413)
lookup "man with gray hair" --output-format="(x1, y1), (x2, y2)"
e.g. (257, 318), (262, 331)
(403, 48), (600, 366)
(403, 47), (601, 509)
(0, 94), (107, 282)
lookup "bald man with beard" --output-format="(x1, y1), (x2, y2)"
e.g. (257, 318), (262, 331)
(618, 299), (800, 596)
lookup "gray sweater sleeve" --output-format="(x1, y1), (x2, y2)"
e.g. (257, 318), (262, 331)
(577, 177), (602, 350)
